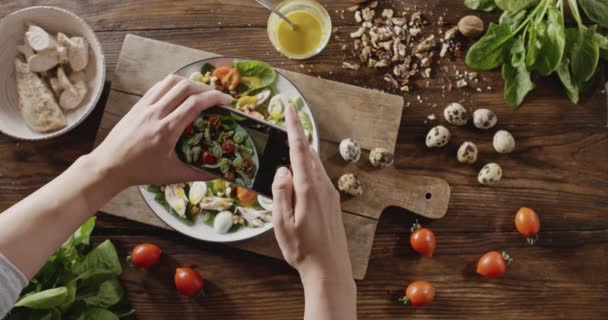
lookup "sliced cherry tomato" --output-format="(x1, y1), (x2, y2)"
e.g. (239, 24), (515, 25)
(202, 151), (216, 165)
(223, 171), (235, 181)
(236, 187), (257, 207)
(243, 157), (256, 175)
(208, 116), (221, 129)
(410, 220), (436, 257)
(515, 207), (540, 244)
(222, 140), (236, 154)
(477, 251), (512, 278)
(174, 267), (205, 297)
(128, 243), (162, 269)
(184, 123), (195, 135)
(398, 280), (435, 307)
(212, 66), (240, 91)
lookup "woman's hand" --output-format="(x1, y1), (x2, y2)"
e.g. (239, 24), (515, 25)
(272, 105), (356, 319)
(92, 74), (233, 188)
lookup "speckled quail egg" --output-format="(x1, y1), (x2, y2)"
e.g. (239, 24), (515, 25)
(369, 147), (394, 168)
(425, 125), (451, 148)
(457, 141), (478, 164)
(478, 163), (502, 186)
(493, 130), (515, 154)
(339, 138), (362, 162)
(473, 108), (498, 129)
(443, 102), (469, 126)
(338, 173), (363, 196)
(213, 211), (234, 234)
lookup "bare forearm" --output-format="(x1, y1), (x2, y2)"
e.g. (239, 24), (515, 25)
(302, 277), (357, 320)
(0, 154), (124, 279)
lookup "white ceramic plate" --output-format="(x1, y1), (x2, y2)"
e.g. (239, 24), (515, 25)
(0, 6), (105, 140)
(139, 57), (319, 243)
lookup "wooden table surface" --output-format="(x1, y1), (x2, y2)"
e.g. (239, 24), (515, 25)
(1, 1), (607, 319)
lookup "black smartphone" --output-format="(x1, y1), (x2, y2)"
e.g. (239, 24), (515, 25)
(176, 105), (290, 198)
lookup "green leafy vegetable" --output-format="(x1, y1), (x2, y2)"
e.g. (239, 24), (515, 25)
(465, 23), (514, 70)
(525, 6), (565, 75)
(570, 25), (600, 84)
(578, 0), (608, 28)
(200, 63), (215, 74)
(502, 37), (536, 108)
(233, 60), (277, 93)
(499, 9), (528, 29)
(465, 0), (497, 11)
(495, 0), (539, 12)
(7, 218), (133, 319)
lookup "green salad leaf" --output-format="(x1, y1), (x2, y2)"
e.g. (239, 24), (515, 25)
(578, 0), (608, 28)
(15, 288), (69, 310)
(495, 0), (539, 12)
(464, 0), (497, 11)
(234, 60), (277, 93)
(502, 36), (536, 108)
(525, 6), (565, 75)
(465, 23), (514, 70)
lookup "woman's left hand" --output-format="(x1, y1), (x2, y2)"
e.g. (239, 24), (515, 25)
(92, 74), (233, 188)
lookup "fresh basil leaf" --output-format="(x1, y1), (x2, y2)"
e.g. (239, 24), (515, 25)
(578, 0), (608, 28)
(15, 287), (69, 310)
(80, 279), (124, 309)
(499, 9), (528, 30)
(464, 0), (497, 12)
(233, 60), (277, 93)
(557, 58), (580, 103)
(495, 0), (538, 12)
(570, 25), (600, 84)
(71, 240), (122, 276)
(466, 23), (514, 70)
(526, 6), (566, 75)
(502, 37), (536, 108)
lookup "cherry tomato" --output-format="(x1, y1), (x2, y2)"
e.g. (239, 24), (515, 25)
(243, 157), (256, 175)
(202, 151), (216, 165)
(236, 187), (257, 207)
(174, 267), (205, 297)
(476, 251), (512, 278)
(183, 123), (195, 135)
(212, 66), (240, 91)
(410, 220), (436, 257)
(222, 140), (236, 154)
(223, 171), (235, 181)
(398, 281), (435, 307)
(207, 116), (221, 129)
(515, 207), (540, 244)
(128, 243), (162, 269)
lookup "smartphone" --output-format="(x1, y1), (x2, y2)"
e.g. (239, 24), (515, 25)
(176, 105), (290, 198)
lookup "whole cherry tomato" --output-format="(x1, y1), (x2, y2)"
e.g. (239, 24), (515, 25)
(410, 220), (436, 257)
(222, 140), (236, 154)
(398, 280), (435, 307)
(236, 187), (257, 207)
(202, 151), (216, 165)
(515, 207), (540, 244)
(128, 243), (162, 269)
(174, 267), (205, 297)
(477, 251), (512, 278)
(212, 66), (241, 91)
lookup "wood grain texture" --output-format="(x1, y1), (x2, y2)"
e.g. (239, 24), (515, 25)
(1, 0), (607, 319)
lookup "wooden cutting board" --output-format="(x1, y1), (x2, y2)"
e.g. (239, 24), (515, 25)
(94, 34), (451, 279)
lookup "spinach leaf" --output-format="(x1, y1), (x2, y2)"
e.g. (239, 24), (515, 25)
(499, 9), (528, 30)
(526, 6), (565, 75)
(15, 287), (69, 310)
(464, 0), (497, 12)
(80, 279), (124, 308)
(578, 0), (608, 28)
(557, 58), (580, 103)
(233, 60), (277, 93)
(595, 32), (608, 61)
(495, 0), (538, 12)
(82, 308), (120, 320)
(570, 25), (600, 85)
(200, 63), (215, 75)
(71, 240), (122, 276)
(56, 217), (96, 268)
(502, 36), (536, 108)
(466, 23), (514, 70)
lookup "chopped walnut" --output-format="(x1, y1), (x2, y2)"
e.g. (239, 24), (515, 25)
(342, 61), (360, 70)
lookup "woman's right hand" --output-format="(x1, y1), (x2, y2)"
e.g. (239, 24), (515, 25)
(271, 104), (353, 285)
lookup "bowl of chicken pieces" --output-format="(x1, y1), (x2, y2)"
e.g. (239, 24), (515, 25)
(0, 6), (105, 140)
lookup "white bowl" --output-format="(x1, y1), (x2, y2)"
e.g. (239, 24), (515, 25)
(139, 57), (320, 243)
(0, 6), (105, 140)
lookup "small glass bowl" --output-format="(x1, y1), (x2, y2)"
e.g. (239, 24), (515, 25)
(267, 0), (332, 60)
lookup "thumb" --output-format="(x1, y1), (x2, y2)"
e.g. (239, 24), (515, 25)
(272, 167), (294, 231)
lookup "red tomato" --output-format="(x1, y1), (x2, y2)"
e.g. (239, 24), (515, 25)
(477, 251), (512, 278)
(208, 116), (221, 129)
(128, 243), (162, 269)
(410, 221), (436, 257)
(515, 207), (541, 244)
(223, 171), (235, 181)
(184, 123), (195, 135)
(212, 66), (240, 91)
(174, 268), (205, 297)
(243, 157), (256, 175)
(222, 140), (236, 153)
(202, 151), (216, 165)
(236, 187), (257, 206)
(399, 281), (435, 307)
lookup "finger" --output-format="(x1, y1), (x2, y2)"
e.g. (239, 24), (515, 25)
(285, 103), (311, 180)
(141, 74), (184, 105)
(168, 155), (215, 183)
(165, 90), (234, 140)
(308, 146), (332, 183)
(272, 166), (295, 231)
(152, 78), (212, 117)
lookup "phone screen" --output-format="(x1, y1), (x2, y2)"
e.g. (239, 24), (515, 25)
(176, 106), (290, 198)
